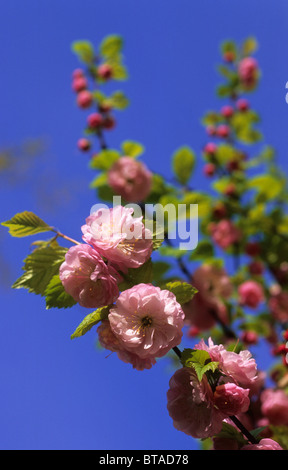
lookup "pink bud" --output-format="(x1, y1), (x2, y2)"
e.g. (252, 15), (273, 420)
(77, 138), (91, 152)
(236, 98), (249, 111)
(87, 112), (104, 129)
(217, 124), (230, 138)
(204, 142), (217, 155)
(72, 76), (88, 92)
(203, 163), (216, 177)
(102, 116), (116, 130)
(249, 260), (264, 276)
(245, 241), (261, 257)
(241, 330), (258, 345)
(72, 68), (84, 79)
(97, 63), (113, 80)
(238, 280), (265, 309)
(221, 105), (234, 118)
(206, 125), (217, 136)
(76, 90), (93, 109)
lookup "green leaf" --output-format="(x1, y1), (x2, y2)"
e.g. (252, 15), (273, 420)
(12, 243), (68, 296)
(158, 245), (185, 259)
(242, 37), (258, 56)
(90, 172), (108, 189)
(72, 40), (95, 63)
(269, 425), (288, 450)
(100, 35), (123, 59)
(2, 211), (52, 238)
(110, 62), (128, 80)
(181, 348), (219, 382)
(162, 281), (198, 305)
(248, 174), (284, 200)
(214, 422), (248, 447)
(152, 261), (171, 284)
(172, 146), (195, 185)
(71, 306), (110, 339)
(45, 274), (77, 309)
(221, 40), (237, 56)
(89, 149), (120, 170)
(110, 91), (129, 110)
(189, 239), (214, 261)
(121, 140), (145, 158)
(119, 259), (153, 291)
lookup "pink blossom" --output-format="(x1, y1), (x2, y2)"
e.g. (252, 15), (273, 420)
(209, 220), (241, 249)
(108, 283), (184, 359)
(97, 320), (156, 370)
(59, 244), (119, 308)
(195, 337), (258, 389)
(167, 367), (225, 439)
(81, 206), (153, 269)
(108, 156), (152, 202)
(213, 383), (250, 415)
(241, 438), (283, 450)
(260, 388), (288, 426)
(238, 280), (265, 309)
(183, 264), (232, 330)
(116, 349), (156, 370)
(193, 264), (233, 300)
(183, 290), (229, 330)
(268, 290), (288, 323)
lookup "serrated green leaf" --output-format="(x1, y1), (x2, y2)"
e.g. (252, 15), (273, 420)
(172, 146), (195, 185)
(162, 281), (198, 305)
(121, 141), (145, 158)
(2, 211), (52, 238)
(45, 274), (77, 309)
(72, 40), (95, 63)
(71, 306), (110, 339)
(12, 243), (68, 296)
(181, 348), (219, 382)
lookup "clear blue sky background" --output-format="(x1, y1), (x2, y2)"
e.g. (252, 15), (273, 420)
(1, 0), (288, 451)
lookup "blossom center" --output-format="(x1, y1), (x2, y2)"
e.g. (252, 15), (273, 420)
(140, 315), (153, 329)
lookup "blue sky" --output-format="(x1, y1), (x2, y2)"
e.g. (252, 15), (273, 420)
(1, 0), (288, 450)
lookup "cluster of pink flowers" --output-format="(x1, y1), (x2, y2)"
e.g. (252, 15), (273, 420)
(183, 263), (232, 330)
(60, 206), (153, 308)
(59, 205), (185, 369)
(238, 280), (265, 309)
(108, 156), (152, 203)
(208, 219), (242, 250)
(167, 338), (258, 439)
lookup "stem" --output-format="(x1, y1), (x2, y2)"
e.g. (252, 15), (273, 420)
(229, 415), (258, 445)
(51, 229), (81, 246)
(164, 235), (191, 281)
(172, 346), (182, 360)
